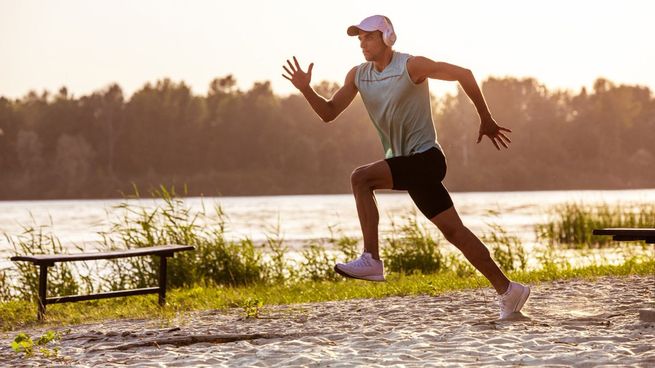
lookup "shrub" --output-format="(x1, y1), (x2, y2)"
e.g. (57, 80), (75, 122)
(298, 242), (338, 282)
(482, 223), (527, 272)
(382, 214), (444, 274)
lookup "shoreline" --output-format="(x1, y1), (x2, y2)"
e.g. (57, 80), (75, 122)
(2, 275), (654, 366)
(1, 187), (655, 203)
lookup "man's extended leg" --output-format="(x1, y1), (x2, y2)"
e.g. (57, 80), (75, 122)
(333, 160), (393, 281)
(350, 160), (394, 259)
(431, 206), (509, 293)
(431, 206), (530, 318)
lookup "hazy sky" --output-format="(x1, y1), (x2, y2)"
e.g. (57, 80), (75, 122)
(2, 0), (654, 99)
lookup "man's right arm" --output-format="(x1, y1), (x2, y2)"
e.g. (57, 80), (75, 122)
(283, 57), (358, 123)
(299, 67), (358, 123)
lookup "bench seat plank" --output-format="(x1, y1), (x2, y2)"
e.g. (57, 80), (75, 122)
(10, 245), (194, 264)
(592, 228), (655, 243)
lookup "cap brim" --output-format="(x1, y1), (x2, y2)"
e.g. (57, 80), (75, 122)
(347, 25), (360, 36)
(347, 24), (377, 36)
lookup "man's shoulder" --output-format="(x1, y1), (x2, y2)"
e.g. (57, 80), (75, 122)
(395, 51), (413, 58)
(350, 62), (370, 80)
(346, 64), (364, 78)
(393, 51), (413, 61)
(354, 61), (370, 71)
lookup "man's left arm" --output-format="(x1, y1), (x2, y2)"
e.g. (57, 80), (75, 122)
(406, 56), (512, 150)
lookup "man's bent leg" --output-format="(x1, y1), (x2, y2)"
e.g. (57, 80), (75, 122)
(430, 207), (510, 294)
(350, 159), (393, 260)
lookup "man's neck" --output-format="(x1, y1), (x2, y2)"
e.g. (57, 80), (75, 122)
(373, 49), (394, 72)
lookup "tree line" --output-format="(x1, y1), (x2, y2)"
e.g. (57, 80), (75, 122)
(0, 75), (653, 200)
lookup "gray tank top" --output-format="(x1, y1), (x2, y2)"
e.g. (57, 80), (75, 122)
(354, 51), (442, 158)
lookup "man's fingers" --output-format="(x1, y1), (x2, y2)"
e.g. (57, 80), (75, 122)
(496, 133), (511, 147)
(286, 59), (297, 72)
(490, 133), (510, 149)
(476, 132), (483, 144)
(497, 136), (509, 149)
(307, 62), (314, 75)
(293, 56), (301, 70)
(282, 74), (292, 81)
(283, 65), (293, 76)
(491, 137), (500, 150)
(499, 126), (512, 133)
(287, 59), (297, 72)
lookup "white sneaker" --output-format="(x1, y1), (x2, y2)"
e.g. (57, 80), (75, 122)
(334, 252), (385, 282)
(498, 281), (530, 319)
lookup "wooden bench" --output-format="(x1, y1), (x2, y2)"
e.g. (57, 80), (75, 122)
(592, 228), (655, 322)
(10, 245), (194, 320)
(592, 228), (655, 244)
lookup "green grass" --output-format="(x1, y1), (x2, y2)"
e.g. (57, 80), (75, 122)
(1, 258), (652, 333)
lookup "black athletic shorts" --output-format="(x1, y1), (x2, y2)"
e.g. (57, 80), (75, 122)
(385, 147), (454, 219)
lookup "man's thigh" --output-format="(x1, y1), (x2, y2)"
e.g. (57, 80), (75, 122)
(352, 159), (394, 190)
(408, 182), (454, 220)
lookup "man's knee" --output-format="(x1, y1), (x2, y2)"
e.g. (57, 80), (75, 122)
(351, 165), (371, 190)
(432, 208), (465, 243)
(439, 224), (492, 261)
(438, 219), (474, 248)
(439, 223), (466, 244)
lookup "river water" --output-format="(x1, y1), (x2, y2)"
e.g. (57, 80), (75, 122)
(1, 189), (654, 267)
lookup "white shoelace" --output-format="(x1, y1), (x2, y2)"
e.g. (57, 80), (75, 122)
(348, 255), (372, 268)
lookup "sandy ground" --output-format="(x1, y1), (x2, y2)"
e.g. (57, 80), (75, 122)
(1, 275), (654, 367)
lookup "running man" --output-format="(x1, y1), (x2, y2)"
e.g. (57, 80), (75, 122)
(282, 15), (530, 319)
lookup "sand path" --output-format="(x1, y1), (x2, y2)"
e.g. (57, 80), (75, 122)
(1, 275), (654, 367)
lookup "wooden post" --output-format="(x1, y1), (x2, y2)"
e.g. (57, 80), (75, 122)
(37, 264), (49, 321)
(158, 256), (167, 306)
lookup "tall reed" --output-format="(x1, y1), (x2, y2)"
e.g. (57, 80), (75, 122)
(4, 220), (87, 301)
(99, 185), (268, 288)
(482, 222), (527, 272)
(537, 202), (655, 248)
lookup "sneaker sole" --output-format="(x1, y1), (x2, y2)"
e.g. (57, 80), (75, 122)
(334, 265), (385, 282)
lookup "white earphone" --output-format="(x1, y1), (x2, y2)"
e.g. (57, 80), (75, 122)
(381, 16), (397, 47)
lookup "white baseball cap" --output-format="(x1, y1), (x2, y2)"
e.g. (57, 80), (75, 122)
(346, 15), (397, 47)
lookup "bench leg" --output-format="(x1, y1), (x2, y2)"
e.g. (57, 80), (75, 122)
(158, 256), (167, 306)
(38, 264), (49, 321)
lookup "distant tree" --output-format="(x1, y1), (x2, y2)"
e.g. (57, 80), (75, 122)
(80, 84), (125, 177)
(53, 134), (95, 196)
(15, 130), (44, 176)
(1, 74), (654, 199)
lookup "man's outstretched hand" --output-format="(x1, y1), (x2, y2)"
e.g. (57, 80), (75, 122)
(282, 56), (314, 92)
(477, 116), (512, 150)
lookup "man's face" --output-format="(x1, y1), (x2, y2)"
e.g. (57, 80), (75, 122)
(357, 30), (386, 61)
